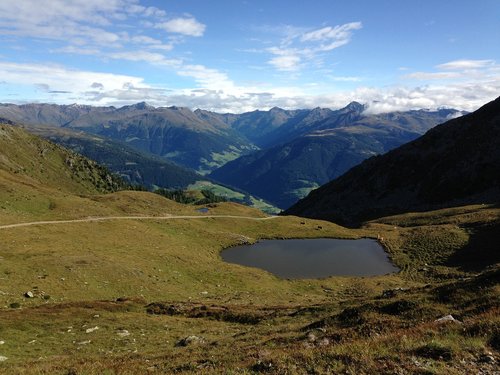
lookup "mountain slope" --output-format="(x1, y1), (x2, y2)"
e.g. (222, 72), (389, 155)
(0, 123), (124, 195)
(0, 103), (256, 174)
(211, 107), (459, 208)
(27, 126), (202, 189)
(285, 97), (500, 225)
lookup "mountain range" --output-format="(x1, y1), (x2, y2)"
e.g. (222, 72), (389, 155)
(0, 102), (254, 174)
(286, 96), (500, 225)
(209, 104), (463, 208)
(0, 101), (464, 208)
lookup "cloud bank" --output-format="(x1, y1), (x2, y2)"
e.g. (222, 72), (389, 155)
(1, 59), (498, 114)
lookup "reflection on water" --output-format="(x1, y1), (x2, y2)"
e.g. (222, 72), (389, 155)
(221, 238), (399, 279)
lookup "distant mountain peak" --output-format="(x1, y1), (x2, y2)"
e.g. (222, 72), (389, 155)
(269, 106), (284, 112)
(167, 105), (192, 112)
(344, 101), (365, 112)
(68, 103), (89, 109)
(119, 102), (155, 111)
(134, 101), (154, 110)
(309, 107), (332, 114)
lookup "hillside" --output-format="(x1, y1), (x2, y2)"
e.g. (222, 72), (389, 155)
(27, 126), (202, 189)
(286, 96), (500, 225)
(211, 106), (460, 208)
(0, 123), (124, 196)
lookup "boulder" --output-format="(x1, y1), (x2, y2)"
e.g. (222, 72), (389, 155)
(435, 315), (462, 324)
(175, 335), (205, 347)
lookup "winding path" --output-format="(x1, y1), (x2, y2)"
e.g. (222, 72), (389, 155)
(0, 214), (279, 230)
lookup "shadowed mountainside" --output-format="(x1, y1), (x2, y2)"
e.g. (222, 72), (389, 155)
(285, 96), (500, 225)
(210, 105), (461, 208)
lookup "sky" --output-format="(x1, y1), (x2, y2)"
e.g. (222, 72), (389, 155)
(0, 0), (499, 113)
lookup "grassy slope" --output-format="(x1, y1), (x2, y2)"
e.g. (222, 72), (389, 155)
(0, 124), (498, 374)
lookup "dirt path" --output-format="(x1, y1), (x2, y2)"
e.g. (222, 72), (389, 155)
(0, 214), (279, 230)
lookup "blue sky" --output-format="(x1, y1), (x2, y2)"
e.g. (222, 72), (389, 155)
(0, 0), (498, 113)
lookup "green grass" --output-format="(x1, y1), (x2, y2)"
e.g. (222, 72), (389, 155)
(1, 196), (498, 374)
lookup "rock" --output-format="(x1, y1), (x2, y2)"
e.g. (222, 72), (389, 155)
(381, 289), (397, 298)
(479, 352), (495, 364)
(175, 335), (205, 347)
(24, 291), (34, 298)
(435, 315), (462, 324)
(251, 360), (274, 372)
(0, 341), (4, 345)
(85, 326), (99, 333)
(380, 287), (408, 299)
(306, 332), (317, 342)
(117, 330), (130, 337)
(318, 338), (330, 346)
(0, 356), (7, 362)
(77, 340), (91, 345)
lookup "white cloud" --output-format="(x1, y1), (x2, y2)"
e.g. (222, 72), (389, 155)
(0, 61), (151, 104)
(405, 72), (461, 80)
(301, 22), (362, 44)
(437, 59), (495, 70)
(155, 17), (206, 37)
(0, 0), (205, 63)
(177, 64), (236, 92)
(265, 21), (362, 72)
(328, 76), (362, 82)
(0, 0), (128, 45)
(107, 51), (180, 66)
(143, 6), (167, 18)
(52, 46), (102, 55)
(268, 50), (302, 71)
(403, 58), (499, 86)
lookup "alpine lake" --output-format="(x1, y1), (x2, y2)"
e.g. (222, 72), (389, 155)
(221, 238), (399, 279)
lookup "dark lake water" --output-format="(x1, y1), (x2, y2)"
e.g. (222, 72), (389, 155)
(221, 238), (399, 279)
